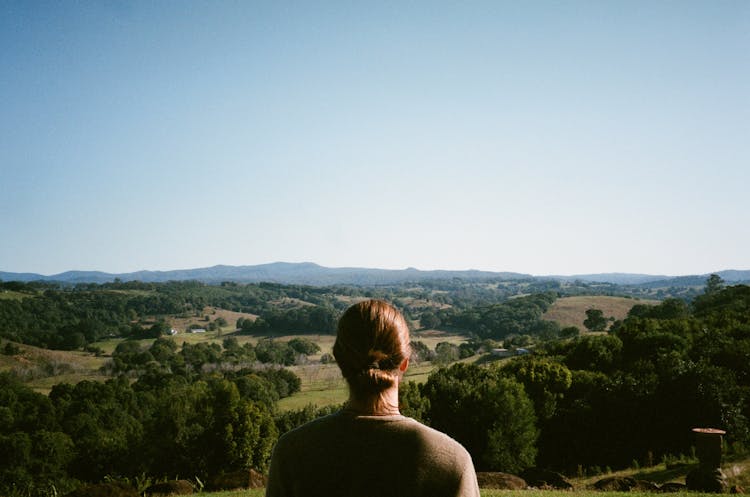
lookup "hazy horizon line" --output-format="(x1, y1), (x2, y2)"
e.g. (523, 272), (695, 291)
(2, 261), (745, 280)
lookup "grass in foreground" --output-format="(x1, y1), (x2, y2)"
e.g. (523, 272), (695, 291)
(199, 455), (750, 496)
(200, 491), (265, 497)
(198, 490), (722, 497)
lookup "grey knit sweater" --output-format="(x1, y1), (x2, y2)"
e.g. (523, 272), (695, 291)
(266, 411), (480, 497)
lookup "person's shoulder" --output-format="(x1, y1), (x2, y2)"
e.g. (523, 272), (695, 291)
(400, 417), (472, 459)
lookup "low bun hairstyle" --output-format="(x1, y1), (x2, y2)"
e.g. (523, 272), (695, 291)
(333, 299), (411, 396)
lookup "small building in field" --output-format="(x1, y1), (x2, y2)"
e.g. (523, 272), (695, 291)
(491, 348), (513, 358)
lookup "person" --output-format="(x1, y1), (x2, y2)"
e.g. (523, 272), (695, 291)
(265, 299), (480, 497)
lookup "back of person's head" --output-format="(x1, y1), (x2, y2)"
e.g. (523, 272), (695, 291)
(333, 299), (411, 397)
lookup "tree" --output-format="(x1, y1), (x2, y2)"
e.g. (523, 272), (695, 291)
(705, 274), (725, 295)
(583, 308), (608, 332)
(419, 311), (440, 330)
(559, 326), (580, 339)
(287, 337), (321, 356)
(563, 334), (623, 373)
(111, 341), (154, 372)
(0, 374), (76, 495)
(51, 379), (144, 481)
(458, 342), (478, 359)
(222, 336), (240, 352)
(149, 337), (177, 364)
(628, 298), (688, 320)
(255, 339), (295, 366)
(410, 341), (434, 363)
(398, 381), (430, 422)
(234, 374), (279, 408)
(433, 342), (460, 365)
(140, 378), (278, 478)
(61, 330), (86, 350)
(3, 341), (21, 355)
(422, 363), (537, 472)
(503, 356), (572, 420)
(142, 321), (167, 338)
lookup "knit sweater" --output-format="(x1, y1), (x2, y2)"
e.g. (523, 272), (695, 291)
(266, 411), (480, 497)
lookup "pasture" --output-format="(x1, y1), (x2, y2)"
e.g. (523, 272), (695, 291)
(0, 343), (110, 394)
(277, 356), (450, 411)
(542, 295), (659, 330)
(0, 289), (31, 300)
(167, 306), (258, 335)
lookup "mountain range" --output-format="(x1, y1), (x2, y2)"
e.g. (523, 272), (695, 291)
(2, 262), (749, 287)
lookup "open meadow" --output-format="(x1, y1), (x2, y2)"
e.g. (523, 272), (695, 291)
(542, 295), (659, 330)
(277, 354), (457, 411)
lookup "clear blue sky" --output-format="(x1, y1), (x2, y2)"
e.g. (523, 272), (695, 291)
(1, 1), (748, 276)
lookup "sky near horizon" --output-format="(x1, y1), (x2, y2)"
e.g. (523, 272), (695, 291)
(1, 1), (748, 277)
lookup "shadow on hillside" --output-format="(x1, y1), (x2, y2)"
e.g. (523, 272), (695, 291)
(473, 354), (504, 366)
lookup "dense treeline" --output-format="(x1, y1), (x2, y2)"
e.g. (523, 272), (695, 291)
(435, 292), (559, 340)
(0, 336), (304, 496)
(106, 335), (315, 380)
(1, 275), (684, 351)
(0, 281), (344, 350)
(399, 280), (750, 474)
(0, 279), (559, 350)
(237, 306), (339, 335)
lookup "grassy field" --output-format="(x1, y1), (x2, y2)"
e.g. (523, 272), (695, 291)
(0, 289), (32, 300)
(200, 490), (265, 497)
(167, 306), (258, 334)
(411, 329), (467, 349)
(276, 356), (451, 411)
(542, 295), (660, 330)
(0, 343), (110, 394)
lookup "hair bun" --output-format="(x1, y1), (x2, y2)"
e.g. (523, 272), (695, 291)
(333, 299), (411, 394)
(365, 357), (396, 372)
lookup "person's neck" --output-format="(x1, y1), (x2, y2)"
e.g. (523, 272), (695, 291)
(345, 387), (400, 416)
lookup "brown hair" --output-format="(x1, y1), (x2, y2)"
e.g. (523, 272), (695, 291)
(333, 299), (411, 396)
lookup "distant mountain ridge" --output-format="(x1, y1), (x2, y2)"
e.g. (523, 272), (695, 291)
(0, 262), (529, 286)
(1, 263), (748, 286)
(546, 272), (670, 285)
(541, 270), (750, 286)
